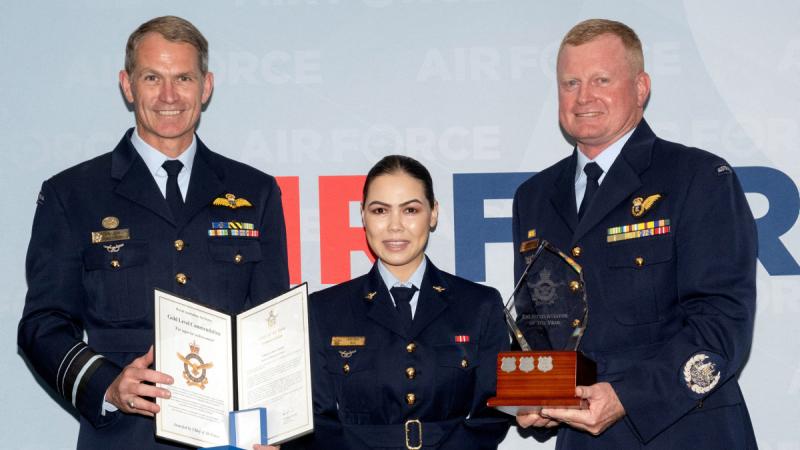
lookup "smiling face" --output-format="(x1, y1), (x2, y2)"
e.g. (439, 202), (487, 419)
(119, 32), (213, 157)
(557, 33), (650, 159)
(362, 171), (439, 282)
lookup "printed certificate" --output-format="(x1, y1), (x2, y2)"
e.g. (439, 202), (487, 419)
(154, 284), (312, 447)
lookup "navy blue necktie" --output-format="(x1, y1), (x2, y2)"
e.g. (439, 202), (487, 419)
(162, 160), (184, 221)
(578, 162), (603, 220)
(391, 286), (418, 331)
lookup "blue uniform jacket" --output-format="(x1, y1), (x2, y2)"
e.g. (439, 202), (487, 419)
(18, 129), (289, 449)
(296, 259), (510, 449)
(512, 120), (758, 449)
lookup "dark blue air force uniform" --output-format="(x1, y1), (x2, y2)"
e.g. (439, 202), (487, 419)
(18, 129), (289, 449)
(512, 120), (758, 449)
(295, 259), (510, 449)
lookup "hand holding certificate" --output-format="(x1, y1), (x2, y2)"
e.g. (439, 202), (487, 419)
(154, 284), (313, 448)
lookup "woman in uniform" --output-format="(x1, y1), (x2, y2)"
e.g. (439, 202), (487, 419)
(303, 155), (510, 449)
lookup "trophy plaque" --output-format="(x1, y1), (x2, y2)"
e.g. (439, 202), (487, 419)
(487, 239), (596, 415)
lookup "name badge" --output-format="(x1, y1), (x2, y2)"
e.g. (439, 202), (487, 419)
(331, 336), (366, 347)
(91, 229), (130, 243)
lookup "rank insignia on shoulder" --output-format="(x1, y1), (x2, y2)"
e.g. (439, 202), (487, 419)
(213, 193), (253, 209)
(36, 191), (45, 205)
(683, 352), (723, 396)
(519, 238), (539, 253)
(454, 335), (470, 343)
(91, 229), (130, 244)
(364, 291), (377, 301)
(716, 164), (732, 176)
(432, 285), (445, 293)
(331, 336), (366, 347)
(631, 194), (662, 217)
(527, 229), (536, 238)
(338, 349), (357, 358)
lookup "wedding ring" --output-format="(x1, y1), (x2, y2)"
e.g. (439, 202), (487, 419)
(128, 399), (136, 409)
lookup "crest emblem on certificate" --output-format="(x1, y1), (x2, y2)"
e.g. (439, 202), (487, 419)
(267, 310), (278, 328)
(500, 356), (517, 373)
(178, 342), (214, 389)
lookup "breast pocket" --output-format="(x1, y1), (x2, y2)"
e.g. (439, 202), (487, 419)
(603, 236), (675, 325)
(82, 240), (150, 322)
(207, 239), (263, 301)
(323, 348), (377, 417)
(435, 343), (478, 412)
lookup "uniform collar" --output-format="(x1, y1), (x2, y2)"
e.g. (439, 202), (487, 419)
(131, 127), (197, 180)
(377, 257), (427, 289)
(574, 127), (635, 185)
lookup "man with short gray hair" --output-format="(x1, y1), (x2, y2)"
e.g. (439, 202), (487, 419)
(512, 19), (757, 448)
(19, 16), (289, 449)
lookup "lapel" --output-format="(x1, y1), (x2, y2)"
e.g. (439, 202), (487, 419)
(548, 151), (579, 234)
(363, 265), (407, 338)
(182, 138), (226, 226)
(408, 260), (450, 339)
(111, 130), (174, 226)
(571, 120), (656, 245)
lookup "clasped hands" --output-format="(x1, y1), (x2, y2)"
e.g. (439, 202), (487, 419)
(516, 382), (625, 436)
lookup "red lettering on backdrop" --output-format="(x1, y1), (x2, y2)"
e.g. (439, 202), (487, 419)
(319, 176), (374, 284)
(276, 176), (301, 284)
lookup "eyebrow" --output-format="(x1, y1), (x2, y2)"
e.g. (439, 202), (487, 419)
(366, 199), (424, 207)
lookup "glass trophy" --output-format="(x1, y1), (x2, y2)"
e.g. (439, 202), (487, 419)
(487, 239), (596, 415)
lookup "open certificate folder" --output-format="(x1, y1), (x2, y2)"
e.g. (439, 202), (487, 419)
(154, 284), (313, 448)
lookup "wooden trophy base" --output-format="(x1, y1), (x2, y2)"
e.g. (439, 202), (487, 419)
(487, 350), (596, 416)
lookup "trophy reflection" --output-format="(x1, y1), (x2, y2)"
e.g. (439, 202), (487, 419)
(487, 239), (596, 415)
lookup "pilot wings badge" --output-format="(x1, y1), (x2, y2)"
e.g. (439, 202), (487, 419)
(213, 193), (253, 209)
(631, 194), (662, 217)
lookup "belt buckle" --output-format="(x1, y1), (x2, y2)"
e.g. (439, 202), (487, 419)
(404, 419), (422, 450)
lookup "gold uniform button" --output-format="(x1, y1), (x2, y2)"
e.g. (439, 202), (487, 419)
(569, 280), (581, 293)
(571, 246), (582, 257)
(572, 319), (581, 328)
(176, 273), (188, 285)
(234, 254), (243, 264)
(406, 342), (417, 353)
(174, 239), (184, 251)
(110, 259), (120, 269)
(405, 367), (416, 379)
(406, 393), (416, 405)
(343, 363), (350, 374)
(460, 359), (469, 369)
(634, 256), (645, 267)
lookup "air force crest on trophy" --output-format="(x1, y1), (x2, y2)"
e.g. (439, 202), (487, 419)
(529, 268), (562, 306)
(177, 341), (214, 389)
(267, 310), (278, 328)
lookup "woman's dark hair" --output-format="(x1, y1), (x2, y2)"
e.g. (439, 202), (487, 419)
(362, 155), (435, 208)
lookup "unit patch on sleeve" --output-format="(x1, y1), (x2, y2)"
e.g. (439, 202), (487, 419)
(682, 352), (723, 396)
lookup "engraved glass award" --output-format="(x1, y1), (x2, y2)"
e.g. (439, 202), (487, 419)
(488, 240), (596, 415)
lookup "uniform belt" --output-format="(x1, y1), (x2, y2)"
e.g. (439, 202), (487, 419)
(346, 417), (461, 449)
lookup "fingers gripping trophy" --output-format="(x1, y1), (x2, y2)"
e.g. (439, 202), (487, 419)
(488, 239), (596, 415)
